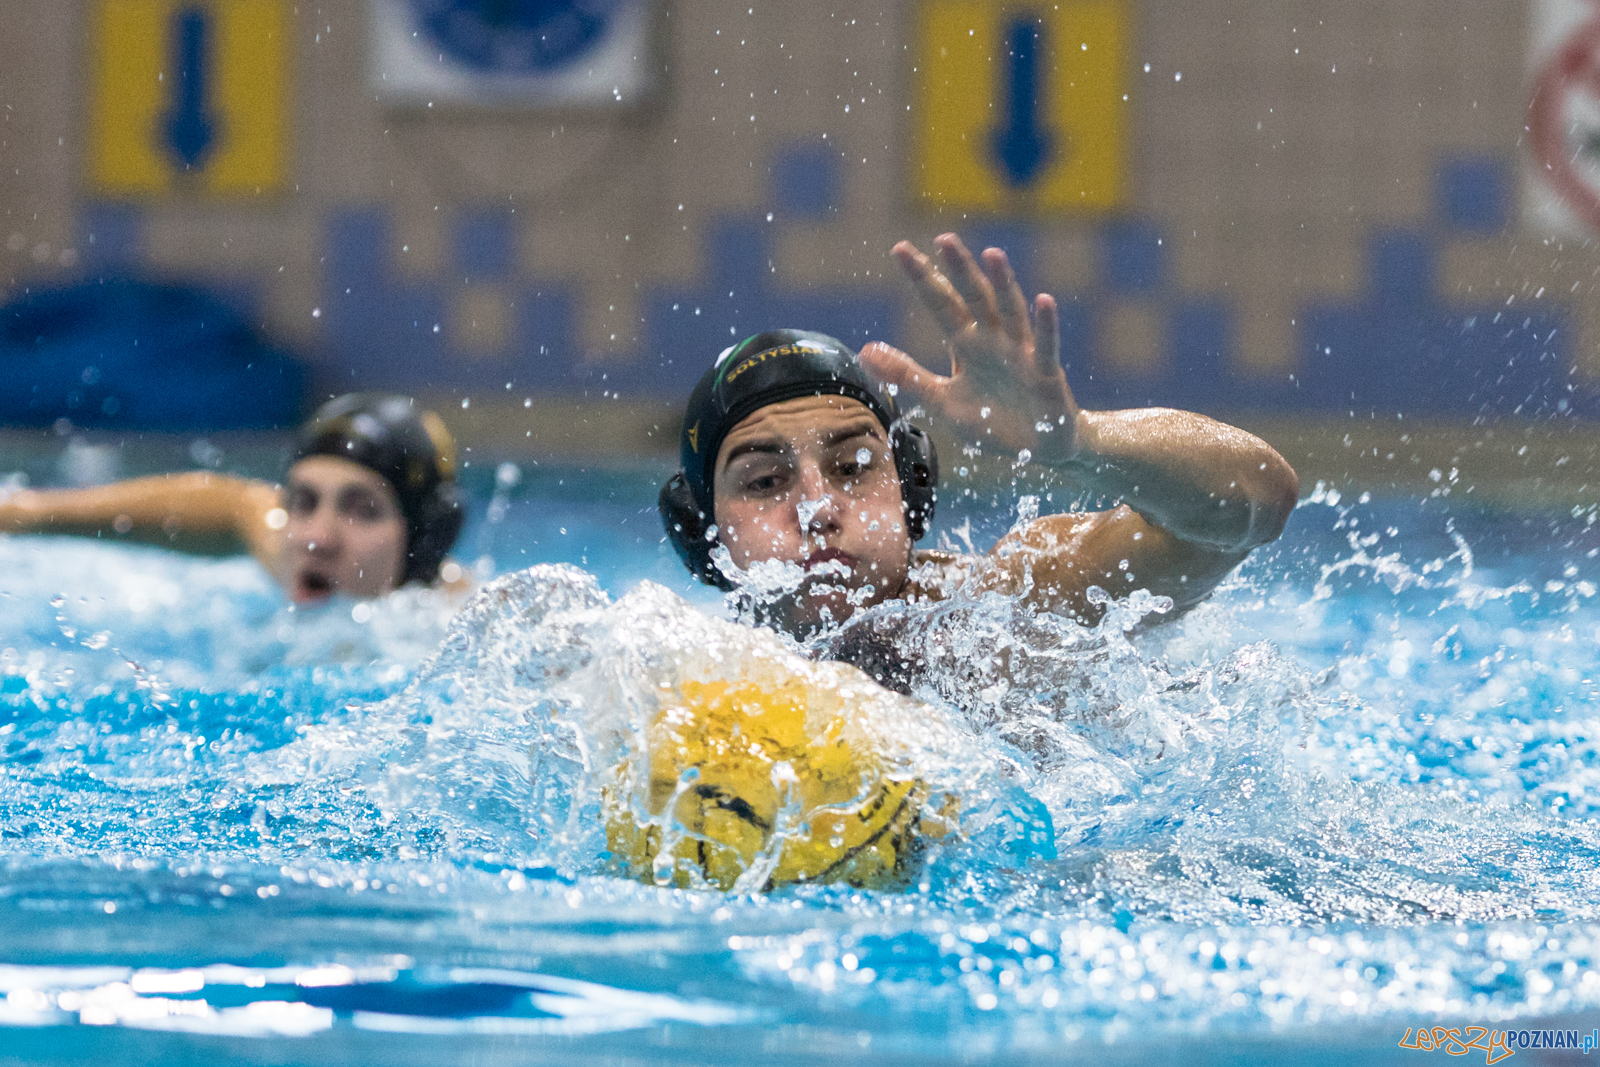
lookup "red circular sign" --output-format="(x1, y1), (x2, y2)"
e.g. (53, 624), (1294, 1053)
(1531, 13), (1600, 233)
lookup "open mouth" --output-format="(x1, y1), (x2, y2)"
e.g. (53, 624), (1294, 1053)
(296, 569), (334, 601)
(803, 548), (856, 574)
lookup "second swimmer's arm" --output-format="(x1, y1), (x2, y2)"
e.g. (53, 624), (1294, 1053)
(0, 473), (284, 566)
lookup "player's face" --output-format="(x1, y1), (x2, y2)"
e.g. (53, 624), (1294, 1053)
(713, 395), (911, 632)
(280, 456), (407, 604)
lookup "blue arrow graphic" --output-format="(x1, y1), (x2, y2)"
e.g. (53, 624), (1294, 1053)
(161, 6), (219, 172)
(990, 18), (1054, 189)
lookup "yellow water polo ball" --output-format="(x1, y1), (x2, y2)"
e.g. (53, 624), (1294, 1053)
(604, 671), (953, 892)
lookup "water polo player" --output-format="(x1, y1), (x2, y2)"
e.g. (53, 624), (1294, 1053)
(0, 393), (465, 605)
(661, 233), (1300, 639)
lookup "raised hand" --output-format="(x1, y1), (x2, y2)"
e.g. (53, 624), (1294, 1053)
(859, 233), (1080, 467)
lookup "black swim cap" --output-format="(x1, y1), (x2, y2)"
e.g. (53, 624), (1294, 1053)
(294, 393), (463, 585)
(678, 329), (899, 509)
(661, 329), (938, 588)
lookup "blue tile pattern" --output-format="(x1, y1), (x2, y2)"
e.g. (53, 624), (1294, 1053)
(513, 287), (581, 386)
(453, 209), (516, 280)
(1099, 218), (1166, 295)
(623, 216), (896, 398)
(42, 139), (1593, 429)
(1052, 297), (1096, 381)
(1166, 298), (1234, 409)
(961, 222), (1041, 286)
(1296, 303), (1583, 418)
(1438, 156), (1509, 234)
(322, 208), (451, 388)
(307, 197), (1597, 420)
(1068, 225), (1594, 418)
(771, 143), (839, 219)
(1289, 227), (1588, 417)
(1369, 230), (1433, 308)
(78, 204), (144, 271)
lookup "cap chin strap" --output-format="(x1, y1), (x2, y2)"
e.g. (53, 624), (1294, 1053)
(659, 420), (938, 590)
(658, 473), (731, 590)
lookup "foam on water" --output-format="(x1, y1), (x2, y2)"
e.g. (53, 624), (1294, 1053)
(2, 489), (1600, 1058)
(0, 535), (460, 860)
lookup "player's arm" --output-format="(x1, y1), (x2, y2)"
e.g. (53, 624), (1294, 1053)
(986, 407), (1297, 618)
(0, 472), (286, 568)
(864, 233), (1298, 622)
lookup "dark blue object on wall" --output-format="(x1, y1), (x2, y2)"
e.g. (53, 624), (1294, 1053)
(0, 278), (306, 430)
(411, 0), (618, 73)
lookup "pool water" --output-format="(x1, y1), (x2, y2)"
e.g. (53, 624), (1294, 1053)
(2, 453), (1599, 1065)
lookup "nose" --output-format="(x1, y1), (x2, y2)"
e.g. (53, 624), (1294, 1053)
(795, 460), (841, 536)
(299, 504), (342, 557)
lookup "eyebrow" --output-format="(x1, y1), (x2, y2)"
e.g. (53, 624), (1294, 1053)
(822, 421), (884, 448)
(719, 420), (884, 472)
(337, 485), (381, 506)
(720, 439), (787, 469)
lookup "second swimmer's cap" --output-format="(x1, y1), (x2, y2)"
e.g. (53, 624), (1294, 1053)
(294, 393), (463, 584)
(678, 329), (901, 511)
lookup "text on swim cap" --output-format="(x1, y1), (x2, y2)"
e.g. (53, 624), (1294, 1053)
(720, 342), (829, 386)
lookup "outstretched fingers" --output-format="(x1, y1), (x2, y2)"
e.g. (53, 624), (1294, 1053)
(858, 341), (947, 411)
(934, 233), (1002, 328)
(892, 240), (978, 337)
(1032, 293), (1061, 378)
(981, 247), (1032, 345)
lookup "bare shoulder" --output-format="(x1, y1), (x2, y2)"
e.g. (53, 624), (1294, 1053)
(901, 512), (1112, 604)
(903, 548), (978, 602)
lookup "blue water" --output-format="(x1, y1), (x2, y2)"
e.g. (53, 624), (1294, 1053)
(3, 453), (1600, 1065)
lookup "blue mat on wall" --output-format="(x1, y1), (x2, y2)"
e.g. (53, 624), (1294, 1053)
(0, 278), (306, 431)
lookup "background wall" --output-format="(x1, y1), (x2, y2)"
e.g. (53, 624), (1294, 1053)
(0, 0), (1593, 456)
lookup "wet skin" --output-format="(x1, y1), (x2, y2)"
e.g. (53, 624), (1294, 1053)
(706, 232), (1298, 636)
(279, 456), (407, 604)
(713, 395), (912, 634)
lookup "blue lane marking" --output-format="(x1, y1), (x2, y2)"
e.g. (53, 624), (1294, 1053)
(162, 6), (219, 172)
(991, 18), (1054, 189)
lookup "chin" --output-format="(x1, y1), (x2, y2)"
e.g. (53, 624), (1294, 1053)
(793, 584), (875, 631)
